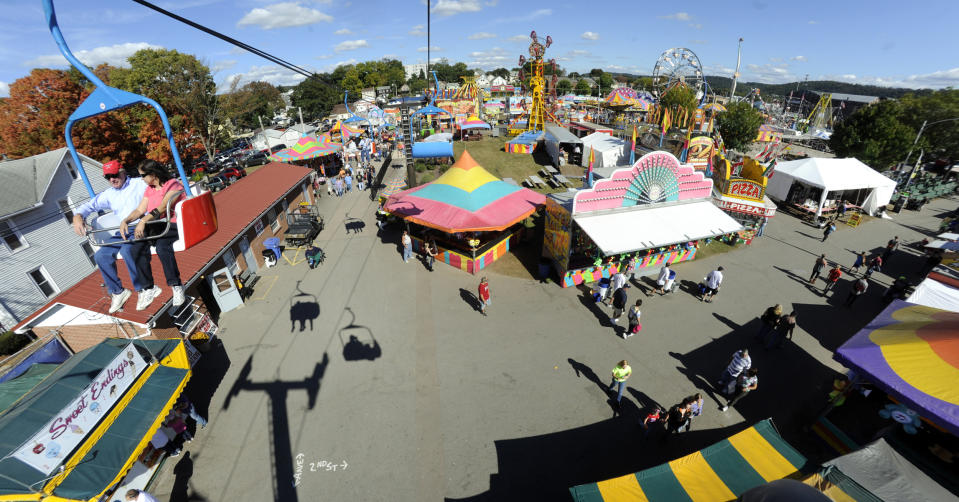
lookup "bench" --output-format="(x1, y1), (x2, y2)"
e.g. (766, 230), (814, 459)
(503, 177), (518, 186)
(554, 174), (570, 186)
(528, 174), (546, 188)
(236, 269), (260, 300)
(544, 165), (560, 175)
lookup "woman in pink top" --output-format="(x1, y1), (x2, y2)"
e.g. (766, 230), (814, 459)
(121, 160), (186, 307)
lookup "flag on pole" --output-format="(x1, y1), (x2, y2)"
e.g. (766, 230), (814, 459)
(585, 146), (595, 188)
(662, 108), (671, 135)
(629, 125), (637, 165)
(764, 159), (777, 178)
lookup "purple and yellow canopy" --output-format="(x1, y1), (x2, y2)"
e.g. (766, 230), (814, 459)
(835, 301), (959, 435)
(269, 135), (342, 162)
(457, 115), (491, 130)
(383, 151), (546, 233)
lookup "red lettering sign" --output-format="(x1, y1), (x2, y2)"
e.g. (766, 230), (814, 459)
(718, 199), (775, 217)
(728, 180), (762, 200)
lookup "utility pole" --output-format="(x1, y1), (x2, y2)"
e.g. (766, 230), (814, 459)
(427, 1), (431, 96)
(729, 37), (743, 100)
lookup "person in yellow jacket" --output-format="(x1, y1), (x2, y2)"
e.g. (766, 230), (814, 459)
(608, 360), (632, 404)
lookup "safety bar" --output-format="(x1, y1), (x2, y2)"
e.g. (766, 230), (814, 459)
(84, 190), (183, 246)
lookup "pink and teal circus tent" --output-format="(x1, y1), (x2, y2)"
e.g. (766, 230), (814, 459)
(269, 135), (342, 162)
(383, 150), (546, 233)
(834, 301), (959, 436)
(456, 115), (491, 130)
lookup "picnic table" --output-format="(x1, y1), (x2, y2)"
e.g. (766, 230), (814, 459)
(554, 174), (570, 186)
(528, 174), (546, 187)
(544, 165), (560, 175)
(502, 177), (518, 186)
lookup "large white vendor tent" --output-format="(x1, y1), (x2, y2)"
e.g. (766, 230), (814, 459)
(579, 132), (629, 168)
(765, 158), (897, 215)
(906, 272), (959, 313)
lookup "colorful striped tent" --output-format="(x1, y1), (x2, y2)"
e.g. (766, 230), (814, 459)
(268, 135), (342, 162)
(755, 124), (783, 142)
(569, 419), (807, 501)
(606, 88), (639, 107)
(383, 150), (545, 233)
(456, 115), (491, 130)
(834, 301), (959, 436)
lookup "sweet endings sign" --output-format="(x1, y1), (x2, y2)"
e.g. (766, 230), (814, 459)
(13, 343), (148, 474)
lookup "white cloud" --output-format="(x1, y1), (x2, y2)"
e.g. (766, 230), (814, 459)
(660, 12), (691, 21)
(769, 57), (782, 63)
(316, 54), (332, 60)
(703, 63), (735, 76)
(581, 31), (599, 40)
(465, 47), (511, 69)
(689, 23), (702, 29)
(212, 60), (237, 73)
(237, 2), (332, 30)
(568, 49), (590, 56)
(791, 55), (807, 62)
(219, 64), (309, 92)
(468, 32), (497, 40)
(334, 28), (353, 35)
(24, 42), (163, 68)
(417, 46), (443, 52)
(431, 0), (482, 17)
(820, 68), (959, 89)
(409, 24), (425, 36)
(508, 34), (528, 42)
(495, 8), (551, 23)
(744, 63), (795, 83)
(0, 81), (8, 98)
(334, 39), (369, 52)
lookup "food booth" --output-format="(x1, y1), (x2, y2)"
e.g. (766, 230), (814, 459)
(711, 155), (778, 244)
(383, 151), (545, 274)
(543, 151), (743, 288)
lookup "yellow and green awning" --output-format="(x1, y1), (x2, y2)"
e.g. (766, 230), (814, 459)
(569, 419), (807, 502)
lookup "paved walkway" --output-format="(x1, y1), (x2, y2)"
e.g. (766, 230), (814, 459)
(149, 158), (957, 501)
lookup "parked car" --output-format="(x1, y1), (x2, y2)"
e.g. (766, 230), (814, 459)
(269, 143), (287, 153)
(218, 157), (238, 170)
(242, 151), (268, 167)
(215, 147), (240, 164)
(204, 174), (229, 192)
(221, 167), (246, 181)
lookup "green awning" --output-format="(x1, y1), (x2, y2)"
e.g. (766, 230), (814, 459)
(0, 363), (59, 412)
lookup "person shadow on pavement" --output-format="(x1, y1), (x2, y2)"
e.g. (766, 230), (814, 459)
(170, 451), (207, 502)
(576, 285), (612, 327)
(459, 288), (482, 312)
(568, 358), (634, 418)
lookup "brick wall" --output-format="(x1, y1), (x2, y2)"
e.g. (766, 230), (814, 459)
(34, 322), (148, 353)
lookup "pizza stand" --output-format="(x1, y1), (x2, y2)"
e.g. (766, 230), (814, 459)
(382, 151), (546, 274)
(711, 155), (778, 245)
(0, 338), (191, 502)
(543, 151), (743, 288)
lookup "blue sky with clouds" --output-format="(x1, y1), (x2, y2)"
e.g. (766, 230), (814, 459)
(1, 0), (957, 98)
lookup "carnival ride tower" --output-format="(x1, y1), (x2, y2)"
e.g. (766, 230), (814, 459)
(509, 31), (563, 135)
(452, 75), (489, 117)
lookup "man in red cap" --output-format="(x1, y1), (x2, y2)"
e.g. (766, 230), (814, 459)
(73, 160), (159, 313)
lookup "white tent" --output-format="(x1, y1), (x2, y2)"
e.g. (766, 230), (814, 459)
(765, 158), (897, 216)
(906, 275), (959, 313)
(580, 132), (629, 168)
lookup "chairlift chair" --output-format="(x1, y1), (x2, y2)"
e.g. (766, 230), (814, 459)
(410, 72), (454, 159)
(44, 0), (217, 254)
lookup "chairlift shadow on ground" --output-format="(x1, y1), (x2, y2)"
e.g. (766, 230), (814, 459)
(338, 307), (381, 361)
(289, 281), (320, 332)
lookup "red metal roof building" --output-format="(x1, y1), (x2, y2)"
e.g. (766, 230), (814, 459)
(14, 163), (313, 349)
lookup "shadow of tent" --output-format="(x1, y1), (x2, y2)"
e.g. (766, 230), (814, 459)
(668, 328), (844, 466)
(444, 422), (755, 502)
(181, 339), (231, 425)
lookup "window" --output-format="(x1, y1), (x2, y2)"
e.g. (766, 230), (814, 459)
(268, 209), (280, 233)
(81, 241), (96, 267)
(281, 199), (289, 215)
(0, 220), (26, 252)
(64, 159), (78, 180)
(28, 267), (58, 298)
(223, 248), (240, 275)
(58, 198), (74, 225)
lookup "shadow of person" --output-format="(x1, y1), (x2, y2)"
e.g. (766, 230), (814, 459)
(170, 451), (208, 502)
(567, 358), (608, 394)
(712, 313), (741, 331)
(576, 285), (612, 327)
(459, 288), (481, 312)
(290, 299), (320, 332)
(678, 279), (702, 298)
(343, 335), (382, 361)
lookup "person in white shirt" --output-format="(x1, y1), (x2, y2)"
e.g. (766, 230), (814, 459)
(656, 263), (670, 295)
(701, 266), (724, 303)
(125, 489), (160, 502)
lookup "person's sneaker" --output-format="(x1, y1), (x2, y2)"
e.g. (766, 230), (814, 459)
(108, 289), (132, 313)
(136, 286), (162, 311)
(170, 449), (181, 457)
(720, 405), (728, 412)
(172, 285), (186, 306)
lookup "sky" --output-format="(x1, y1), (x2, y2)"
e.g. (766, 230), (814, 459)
(1, 0), (958, 98)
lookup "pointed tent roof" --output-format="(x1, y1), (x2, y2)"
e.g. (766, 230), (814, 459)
(383, 150), (546, 233)
(268, 135), (342, 162)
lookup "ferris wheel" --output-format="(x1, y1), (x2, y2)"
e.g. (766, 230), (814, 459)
(651, 47), (705, 100)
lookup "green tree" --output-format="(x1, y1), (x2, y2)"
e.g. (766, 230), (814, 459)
(900, 89), (959, 162)
(715, 101), (765, 152)
(488, 68), (510, 79)
(589, 68), (603, 78)
(221, 80), (285, 131)
(291, 74), (339, 121)
(407, 77), (428, 93)
(556, 79), (572, 95)
(658, 84), (698, 122)
(598, 72), (614, 95)
(574, 78), (592, 95)
(829, 99), (915, 168)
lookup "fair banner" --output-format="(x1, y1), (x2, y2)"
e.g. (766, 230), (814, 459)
(717, 198), (776, 217)
(687, 136), (713, 172)
(13, 343), (148, 474)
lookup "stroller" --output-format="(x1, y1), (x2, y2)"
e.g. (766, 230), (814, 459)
(306, 246), (325, 269)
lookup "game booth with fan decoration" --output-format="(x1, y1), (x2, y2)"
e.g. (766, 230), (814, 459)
(543, 151), (742, 288)
(711, 155), (778, 244)
(382, 151), (545, 274)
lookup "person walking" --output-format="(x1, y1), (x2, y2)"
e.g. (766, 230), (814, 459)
(610, 285), (628, 329)
(756, 216), (768, 237)
(920, 251), (944, 277)
(851, 251), (867, 274)
(424, 239), (437, 272)
(765, 311), (796, 349)
(625, 300), (642, 339)
(823, 264), (842, 296)
(665, 399), (692, 436)
(882, 236), (900, 262)
(721, 368), (759, 411)
(478, 277), (491, 315)
(701, 266), (724, 302)
(401, 230), (412, 263)
(845, 277), (868, 306)
(822, 221), (836, 242)
(641, 406), (666, 440)
(755, 304), (782, 342)
(655, 263), (670, 295)
(864, 255), (883, 278)
(809, 254), (827, 284)
(610, 269), (628, 296)
(686, 393), (704, 430)
(607, 360), (632, 404)
(717, 349), (751, 393)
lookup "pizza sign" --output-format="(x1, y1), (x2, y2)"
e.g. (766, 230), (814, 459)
(717, 199), (776, 217)
(728, 180), (763, 200)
